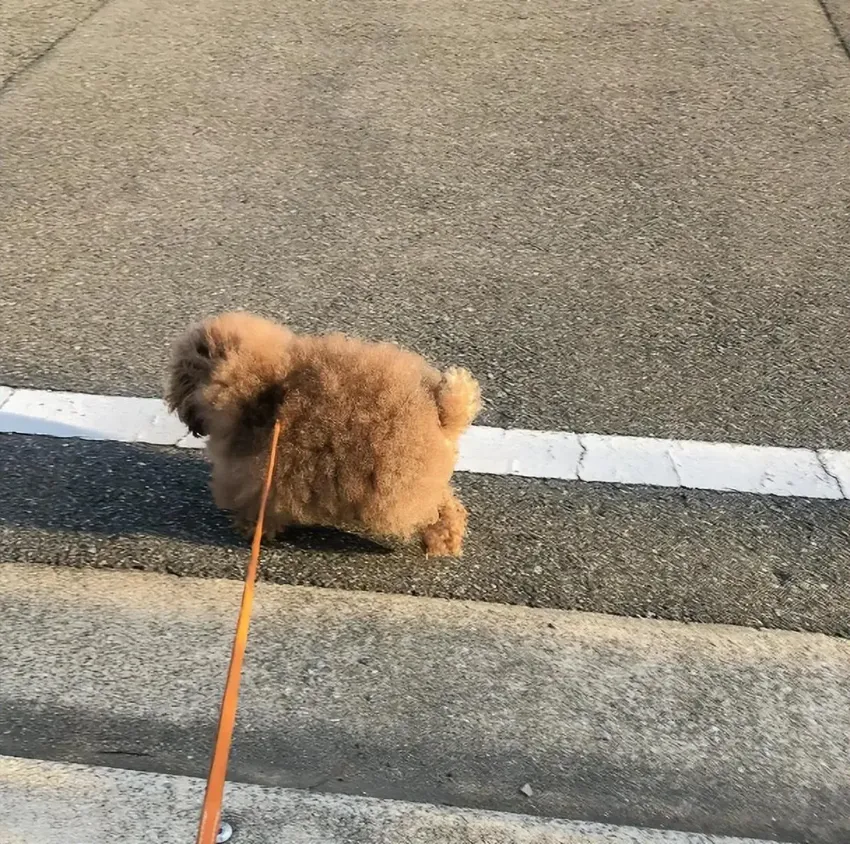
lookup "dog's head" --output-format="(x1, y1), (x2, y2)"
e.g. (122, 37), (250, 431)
(166, 312), (293, 439)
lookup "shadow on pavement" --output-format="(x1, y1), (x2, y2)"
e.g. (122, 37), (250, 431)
(0, 433), (389, 554)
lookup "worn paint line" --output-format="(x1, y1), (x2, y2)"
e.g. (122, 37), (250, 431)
(0, 386), (846, 500)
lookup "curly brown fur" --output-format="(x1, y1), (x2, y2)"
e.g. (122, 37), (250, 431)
(166, 312), (481, 556)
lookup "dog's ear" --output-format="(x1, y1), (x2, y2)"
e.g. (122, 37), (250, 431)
(240, 382), (286, 429)
(165, 322), (219, 436)
(169, 312), (291, 441)
(222, 379), (286, 456)
(199, 346), (288, 447)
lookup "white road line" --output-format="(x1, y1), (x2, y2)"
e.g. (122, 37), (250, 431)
(1, 385), (849, 500)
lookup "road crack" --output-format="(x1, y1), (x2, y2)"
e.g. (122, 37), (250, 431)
(815, 0), (850, 62)
(816, 451), (847, 499)
(575, 435), (588, 480)
(0, 0), (118, 98)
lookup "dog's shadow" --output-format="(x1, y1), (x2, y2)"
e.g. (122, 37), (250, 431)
(0, 433), (390, 554)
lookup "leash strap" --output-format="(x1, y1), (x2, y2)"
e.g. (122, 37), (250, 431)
(196, 420), (282, 844)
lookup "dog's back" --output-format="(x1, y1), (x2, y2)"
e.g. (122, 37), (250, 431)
(273, 333), (459, 537)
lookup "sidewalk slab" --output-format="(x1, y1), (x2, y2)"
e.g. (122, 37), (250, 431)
(1, 563), (847, 843)
(0, 756), (783, 844)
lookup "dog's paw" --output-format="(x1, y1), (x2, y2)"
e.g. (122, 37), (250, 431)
(422, 532), (464, 558)
(233, 515), (281, 543)
(421, 495), (468, 558)
(232, 515), (256, 541)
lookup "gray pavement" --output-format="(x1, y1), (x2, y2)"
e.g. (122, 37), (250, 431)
(0, 758), (783, 844)
(3, 563), (849, 843)
(1, 0), (850, 447)
(2, 432), (849, 635)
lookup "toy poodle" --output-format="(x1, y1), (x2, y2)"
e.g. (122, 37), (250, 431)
(166, 312), (481, 556)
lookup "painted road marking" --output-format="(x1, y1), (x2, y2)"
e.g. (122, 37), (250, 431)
(1, 385), (849, 500)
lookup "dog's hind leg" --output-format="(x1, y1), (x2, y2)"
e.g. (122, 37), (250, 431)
(420, 491), (468, 558)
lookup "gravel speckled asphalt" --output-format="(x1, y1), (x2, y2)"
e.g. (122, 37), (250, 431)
(1, 0), (850, 446)
(2, 433), (848, 636)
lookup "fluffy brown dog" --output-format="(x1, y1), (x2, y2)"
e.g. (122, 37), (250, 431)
(166, 312), (481, 556)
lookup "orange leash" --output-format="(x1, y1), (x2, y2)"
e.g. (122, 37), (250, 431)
(196, 420), (282, 844)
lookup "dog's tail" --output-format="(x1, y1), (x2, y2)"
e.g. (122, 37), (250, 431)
(435, 367), (481, 439)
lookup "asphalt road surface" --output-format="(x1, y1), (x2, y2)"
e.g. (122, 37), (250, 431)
(1, 0), (850, 447)
(1, 434), (848, 635)
(1, 0), (849, 633)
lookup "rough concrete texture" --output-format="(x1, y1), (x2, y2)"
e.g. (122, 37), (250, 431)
(0, 0), (103, 87)
(0, 757), (782, 844)
(2, 564), (848, 843)
(1, 0), (850, 447)
(1, 433), (849, 636)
